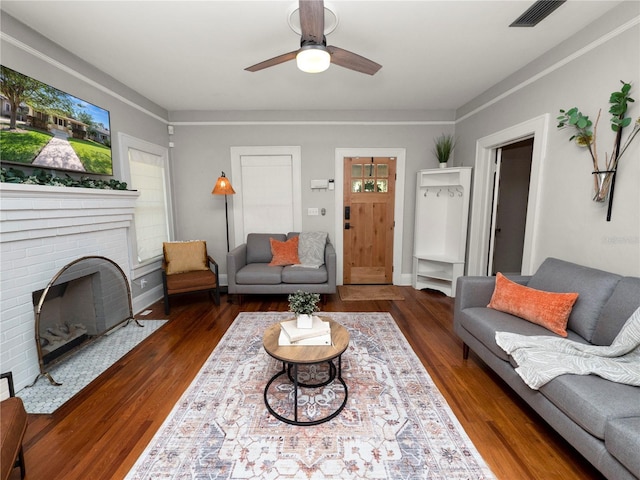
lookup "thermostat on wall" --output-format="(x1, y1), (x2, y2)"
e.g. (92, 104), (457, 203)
(310, 179), (329, 189)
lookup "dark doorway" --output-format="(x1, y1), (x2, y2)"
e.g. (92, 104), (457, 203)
(490, 138), (534, 275)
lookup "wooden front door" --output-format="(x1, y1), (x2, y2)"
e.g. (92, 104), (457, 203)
(343, 157), (396, 284)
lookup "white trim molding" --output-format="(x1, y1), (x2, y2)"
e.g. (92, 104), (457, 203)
(467, 114), (550, 277)
(117, 132), (173, 274)
(171, 120), (455, 127)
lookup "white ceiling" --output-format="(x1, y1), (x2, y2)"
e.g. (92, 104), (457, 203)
(1, 0), (623, 113)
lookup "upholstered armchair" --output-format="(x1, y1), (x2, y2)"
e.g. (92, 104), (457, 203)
(162, 241), (220, 314)
(1, 372), (27, 480)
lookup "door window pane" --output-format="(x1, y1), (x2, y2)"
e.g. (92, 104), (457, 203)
(351, 160), (392, 194)
(365, 163), (374, 177)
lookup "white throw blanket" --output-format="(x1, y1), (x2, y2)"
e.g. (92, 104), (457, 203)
(495, 307), (640, 390)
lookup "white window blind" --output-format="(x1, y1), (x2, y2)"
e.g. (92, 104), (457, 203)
(128, 148), (170, 263)
(240, 155), (295, 235)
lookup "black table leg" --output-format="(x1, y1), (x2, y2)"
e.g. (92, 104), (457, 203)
(264, 356), (348, 426)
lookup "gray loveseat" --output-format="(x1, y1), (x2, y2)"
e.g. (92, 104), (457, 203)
(454, 258), (640, 480)
(227, 232), (336, 300)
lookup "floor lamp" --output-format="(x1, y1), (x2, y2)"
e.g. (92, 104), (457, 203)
(212, 171), (236, 252)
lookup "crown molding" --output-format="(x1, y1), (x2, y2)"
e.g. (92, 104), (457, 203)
(1, 31), (168, 124)
(456, 15), (640, 124)
(4, 13), (638, 127)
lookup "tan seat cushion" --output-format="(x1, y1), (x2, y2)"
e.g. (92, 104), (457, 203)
(165, 270), (217, 295)
(163, 241), (208, 275)
(1, 397), (27, 480)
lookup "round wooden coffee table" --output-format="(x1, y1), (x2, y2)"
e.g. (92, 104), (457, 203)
(262, 317), (349, 426)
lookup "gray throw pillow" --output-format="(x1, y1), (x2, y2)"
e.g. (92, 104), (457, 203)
(296, 231), (327, 267)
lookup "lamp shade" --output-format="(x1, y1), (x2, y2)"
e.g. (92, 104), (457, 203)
(296, 45), (331, 73)
(212, 172), (236, 195)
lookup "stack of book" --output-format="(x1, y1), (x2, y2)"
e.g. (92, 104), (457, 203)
(278, 316), (331, 346)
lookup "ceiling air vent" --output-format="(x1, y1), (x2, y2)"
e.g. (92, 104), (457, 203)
(510, 0), (566, 27)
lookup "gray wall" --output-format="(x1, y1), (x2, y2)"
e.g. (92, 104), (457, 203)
(166, 117), (455, 280)
(1, 0), (638, 317)
(1, 13), (170, 304)
(1, 13), (170, 175)
(455, 1), (639, 276)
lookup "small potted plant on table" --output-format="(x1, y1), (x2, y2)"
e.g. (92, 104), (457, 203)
(288, 290), (320, 329)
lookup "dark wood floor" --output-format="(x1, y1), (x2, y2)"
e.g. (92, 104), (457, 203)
(13, 287), (605, 480)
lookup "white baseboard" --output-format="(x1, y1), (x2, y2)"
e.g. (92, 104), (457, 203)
(132, 285), (164, 315)
(131, 273), (412, 315)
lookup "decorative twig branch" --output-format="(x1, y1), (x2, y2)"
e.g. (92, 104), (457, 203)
(557, 81), (638, 211)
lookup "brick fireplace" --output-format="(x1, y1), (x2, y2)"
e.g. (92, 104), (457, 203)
(0, 183), (139, 390)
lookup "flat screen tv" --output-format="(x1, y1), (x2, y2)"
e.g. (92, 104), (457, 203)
(0, 65), (113, 176)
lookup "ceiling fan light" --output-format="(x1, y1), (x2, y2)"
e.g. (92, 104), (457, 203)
(296, 46), (331, 73)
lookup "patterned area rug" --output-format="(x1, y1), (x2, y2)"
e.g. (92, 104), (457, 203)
(125, 312), (494, 479)
(338, 285), (405, 301)
(19, 320), (167, 414)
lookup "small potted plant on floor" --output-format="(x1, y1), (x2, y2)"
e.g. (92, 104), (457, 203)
(288, 290), (320, 328)
(433, 133), (456, 168)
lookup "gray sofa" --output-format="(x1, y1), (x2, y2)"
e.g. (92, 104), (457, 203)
(454, 258), (640, 480)
(227, 233), (336, 299)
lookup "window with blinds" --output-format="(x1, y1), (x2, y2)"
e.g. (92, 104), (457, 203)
(128, 147), (170, 263)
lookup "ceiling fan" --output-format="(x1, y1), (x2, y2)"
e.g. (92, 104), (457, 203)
(245, 0), (382, 75)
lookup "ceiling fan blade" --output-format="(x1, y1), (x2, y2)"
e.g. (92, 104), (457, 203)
(245, 50), (299, 72)
(299, 0), (324, 44)
(327, 46), (382, 75)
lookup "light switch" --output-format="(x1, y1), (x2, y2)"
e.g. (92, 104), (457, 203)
(307, 208), (319, 216)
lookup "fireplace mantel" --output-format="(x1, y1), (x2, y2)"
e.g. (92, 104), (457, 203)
(0, 183), (140, 243)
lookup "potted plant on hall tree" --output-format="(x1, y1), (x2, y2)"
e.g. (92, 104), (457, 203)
(288, 290), (320, 328)
(433, 133), (456, 168)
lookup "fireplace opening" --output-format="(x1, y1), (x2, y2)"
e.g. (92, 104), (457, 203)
(32, 256), (134, 385)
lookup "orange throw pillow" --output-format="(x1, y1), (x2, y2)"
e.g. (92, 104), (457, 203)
(488, 272), (578, 337)
(269, 236), (300, 266)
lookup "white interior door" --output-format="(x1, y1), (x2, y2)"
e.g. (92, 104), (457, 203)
(487, 148), (502, 276)
(231, 147), (302, 246)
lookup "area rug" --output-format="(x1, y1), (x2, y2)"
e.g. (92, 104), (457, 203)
(19, 319), (167, 414)
(338, 285), (405, 301)
(125, 312), (494, 479)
